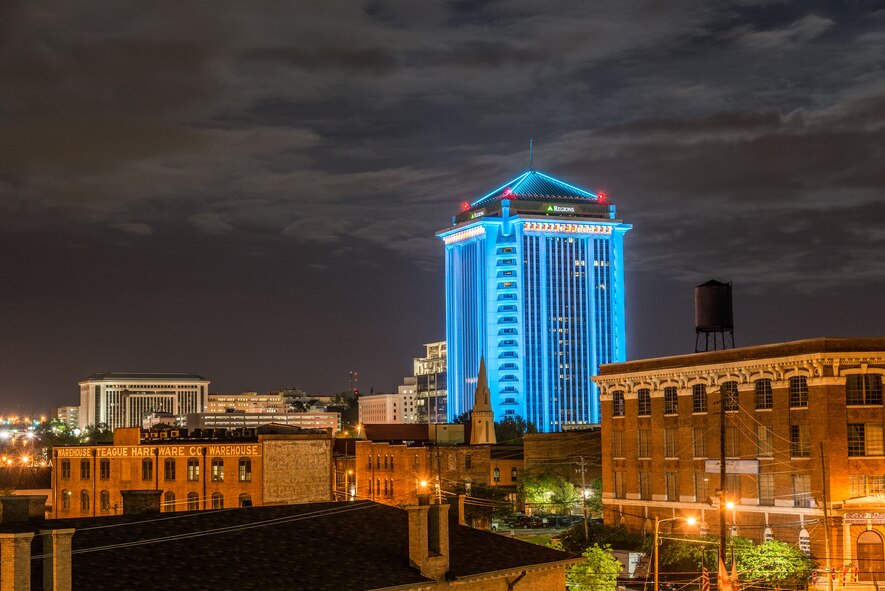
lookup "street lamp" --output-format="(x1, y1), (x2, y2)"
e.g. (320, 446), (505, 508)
(654, 515), (697, 591)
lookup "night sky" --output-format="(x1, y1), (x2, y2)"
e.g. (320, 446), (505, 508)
(2, 1), (884, 414)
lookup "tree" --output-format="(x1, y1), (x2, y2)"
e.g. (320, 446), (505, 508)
(518, 471), (581, 514)
(586, 477), (603, 514)
(738, 540), (815, 590)
(452, 411), (472, 424)
(567, 544), (622, 591)
(494, 415), (538, 444)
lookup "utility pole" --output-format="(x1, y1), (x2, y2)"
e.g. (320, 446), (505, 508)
(576, 455), (589, 543)
(820, 441), (834, 591)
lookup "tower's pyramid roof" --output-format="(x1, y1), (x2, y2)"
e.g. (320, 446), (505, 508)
(471, 170), (604, 208)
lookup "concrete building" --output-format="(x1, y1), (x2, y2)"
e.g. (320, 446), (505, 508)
(51, 425), (332, 519)
(594, 337), (885, 578)
(438, 169), (631, 431)
(78, 372), (209, 431)
(358, 392), (419, 424)
(205, 392), (288, 413)
(414, 341), (447, 423)
(56, 407), (79, 431)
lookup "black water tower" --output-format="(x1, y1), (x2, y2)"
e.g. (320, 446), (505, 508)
(695, 280), (734, 352)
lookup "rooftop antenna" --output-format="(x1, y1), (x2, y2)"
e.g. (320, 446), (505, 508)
(529, 139), (534, 170)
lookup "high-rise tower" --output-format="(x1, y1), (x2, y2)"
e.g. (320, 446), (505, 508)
(438, 170), (630, 432)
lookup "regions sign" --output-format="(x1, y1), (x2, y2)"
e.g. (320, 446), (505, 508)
(545, 204), (577, 214)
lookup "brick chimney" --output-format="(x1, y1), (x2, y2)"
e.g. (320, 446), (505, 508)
(120, 490), (163, 515)
(41, 529), (75, 591)
(405, 498), (450, 581)
(0, 532), (34, 591)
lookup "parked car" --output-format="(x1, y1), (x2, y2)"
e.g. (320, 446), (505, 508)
(510, 515), (545, 529)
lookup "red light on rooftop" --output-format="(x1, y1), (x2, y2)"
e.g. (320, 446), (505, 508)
(503, 187), (512, 196)
(597, 190), (608, 203)
(461, 202), (470, 211)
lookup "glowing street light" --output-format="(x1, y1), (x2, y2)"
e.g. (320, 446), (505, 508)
(654, 516), (697, 591)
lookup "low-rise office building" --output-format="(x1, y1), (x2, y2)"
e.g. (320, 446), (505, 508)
(51, 425), (332, 518)
(594, 337), (885, 578)
(358, 392), (420, 424)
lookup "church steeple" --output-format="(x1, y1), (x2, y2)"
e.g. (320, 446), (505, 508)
(470, 356), (496, 445)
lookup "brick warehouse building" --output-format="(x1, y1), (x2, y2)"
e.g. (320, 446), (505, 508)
(51, 426), (332, 518)
(593, 338), (885, 579)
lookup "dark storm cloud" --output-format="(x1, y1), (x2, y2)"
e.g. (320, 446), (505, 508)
(2, 0), (884, 410)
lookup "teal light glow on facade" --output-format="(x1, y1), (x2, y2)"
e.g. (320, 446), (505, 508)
(438, 170), (631, 432)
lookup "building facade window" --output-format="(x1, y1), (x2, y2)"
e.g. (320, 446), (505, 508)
(789, 376), (808, 407)
(637, 430), (650, 458)
(847, 375), (883, 406)
(187, 459), (200, 481)
(758, 473), (775, 506)
(187, 492), (199, 511)
(100, 490), (110, 512)
(724, 473), (740, 498)
(511, 467), (518, 481)
(664, 429), (678, 458)
(850, 475), (885, 498)
(664, 387), (678, 414)
(725, 427), (739, 458)
(80, 459), (90, 480)
(693, 428), (707, 458)
(493, 467), (500, 483)
(142, 458), (153, 481)
(790, 424), (810, 457)
(638, 472), (651, 500)
(80, 490), (90, 512)
(100, 459), (110, 480)
(61, 460), (71, 480)
(694, 472), (708, 501)
(692, 384), (707, 413)
(848, 424), (884, 457)
(722, 381), (739, 411)
(637, 389), (651, 416)
(612, 391), (625, 417)
(211, 493), (223, 509)
(613, 471), (625, 498)
(756, 425), (773, 457)
(239, 493), (252, 507)
(164, 459), (176, 481)
(612, 430), (624, 458)
(211, 458), (224, 482)
(665, 472), (678, 501)
(754, 379), (773, 410)
(163, 491), (175, 512)
(792, 474), (812, 507)
(239, 458), (252, 482)
(61, 489), (71, 511)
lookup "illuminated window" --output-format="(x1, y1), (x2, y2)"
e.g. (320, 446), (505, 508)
(692, 384), (707, 413)
(141, 458), (153, 481)
(80, 459), (91, 480)
(792, 474), (812, 507)
(664, 387), (678, 414)
(239, 458), (252, 482)
(848, 424), (884, 456)
(511, 467), (518, 481)
(61, 489), (71, 511)
(187, 459), (200, 481)
(211, 458), (224, 482)
(100, 459), (110, 480)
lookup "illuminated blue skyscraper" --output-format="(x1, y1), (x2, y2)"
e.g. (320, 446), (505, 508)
(438, 170), (631, 432)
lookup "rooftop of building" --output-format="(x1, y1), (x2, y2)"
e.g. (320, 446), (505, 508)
(19, 501), (573, 590)
(80, 372), (209, 382)
(598, 337), (885, 376)
(469, 169), (608, 208)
